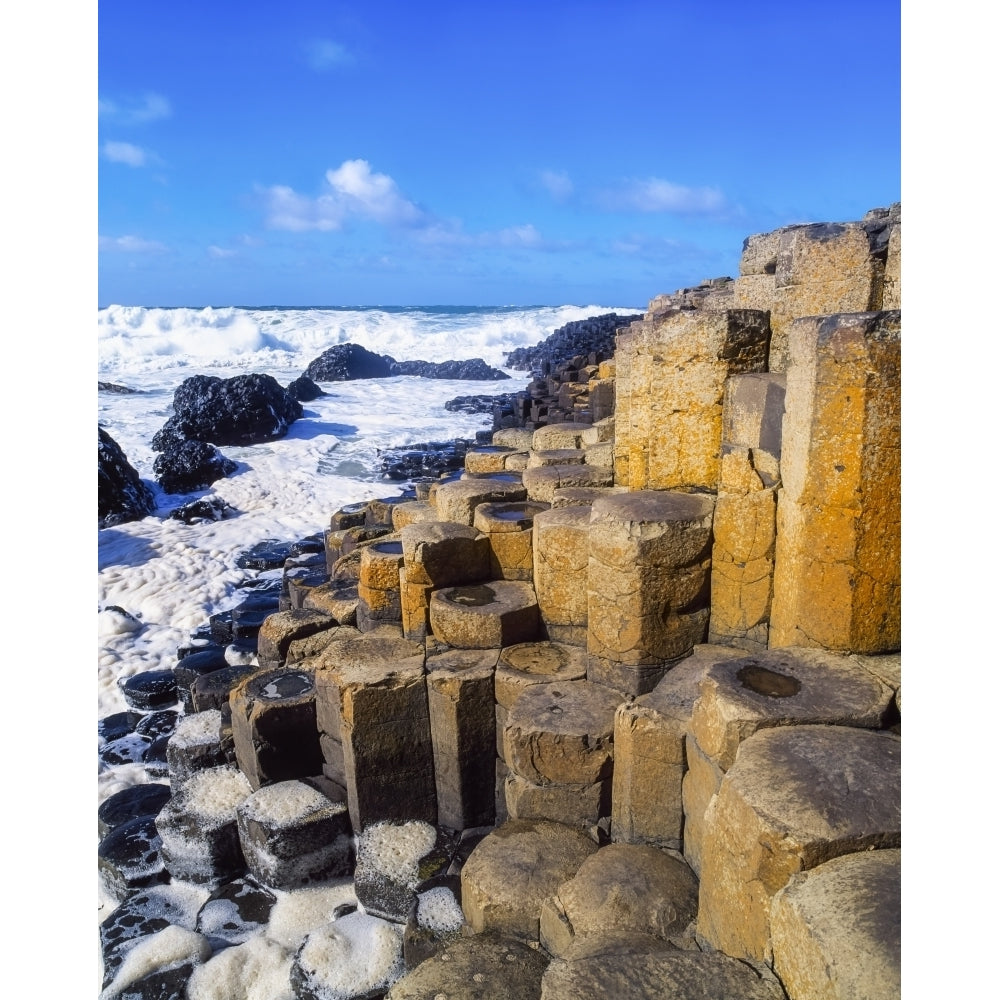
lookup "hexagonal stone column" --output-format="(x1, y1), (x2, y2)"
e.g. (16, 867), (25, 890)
(770, 311), (901, 653)
(460, 819), (598, 942)
(612, 309), (770, 491)
(494, 642), (588, 711)
(532, 507), (590, 646)
(610, 644), (743, 850)
(434, 478), (527, 525)
(540, 946), (787, 1000)
(697, 725), (901, 962)
(230, 667), (324, 790)
(166, 709), (228, 789)
(770, 848), (900, 1000)
(357, 540), (404, 631)
(315, 633), (436, 830)
(425, 648), (500, 831)
(682, 646), (895, 876)
(256, 609), (337, 669)
(429, 581), (539, 649)
(236, 779), (352, 889)
(523, 464), (613, 504)
(539, 844), (698, 958)
(156, 765), (252, 886)
(400, 522), (490, 586)
(587, 491), (715, 695)
(465, 445), (519, 474)
(501, 680), (620, 829)
(473, 501), (548, 582)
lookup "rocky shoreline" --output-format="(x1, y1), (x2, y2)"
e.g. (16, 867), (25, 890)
(98, 204), (901, 999)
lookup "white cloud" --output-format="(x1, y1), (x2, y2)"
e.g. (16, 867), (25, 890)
(305, 39), (355, 70)
(99, 93), (172, 125)
(539, 169), (573, 202)
(263, 160), (426, 231)
(98, 235), (167, 253)
(104, 141), (148, 167)
(496, 224), (543, 248)
(208, 246), (237, 258)
(599, 178), (726, 215)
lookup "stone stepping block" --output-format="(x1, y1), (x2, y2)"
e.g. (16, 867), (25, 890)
(527, 447), (587, 468)
(134, 710), (179, 743)
(99, 924), (212, 1000)
(587, 490), (715, 696)
(190, 662), (258, 714)
(502, 680), (620, 785)
(460, 819), (598, 942)
(434, 478), (528, 525)
(612, 643), (745, 850)
(465, 445), (520, 474)
(100, 884), (205, 990)
(291, 909), (405, 1000)
(173, 647), (230, 712)
(495, 641), (588, 712)
(367, 495), (412, 527)
(230, 667), (324, 789)
(426, 649), (500, 832)
(390, 500), (439, 530)
(286, 564), (333, 611)
(354, 821), (458, 923)
(99, 783), (173, 839)
(156, 764), (252, 887)
(166, 710), (227, 788)
(331, 502), (369, 530)
(303, 580), (360, 625)
(119, 670), (179, 711)
(98, 815), (168, 903)
(256, 609), (338, 668)
(100, 710), (144, 745)
(531, 508), (591, 637)
(532, 422), (585, 450)
(358, 540), (405, 628)
(474, 501), (548, 582)
(100, 733), (153, 768)
(540, 943), (787, 1000)
(230, 591), (282, 637)
(430, 581), (539, 649)
(771, 848), (900, 1000)
(401, 879), (466, 970)
(387, 933), (548, 999)
(401, 522), (490, 586)
(503, 771), (610, 830)
(315, 633), (436, 829)
(539, 843), (698, 958)
(236, 779), (353, 890)
(690, 646), (896, 772)
(522, 464), (613, 503)
(697, 725), (901, 962)
(237, 538), (295, 570)
(194, 876), (278, 948)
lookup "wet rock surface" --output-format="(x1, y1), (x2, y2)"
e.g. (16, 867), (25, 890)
(99, 426), (156, 528)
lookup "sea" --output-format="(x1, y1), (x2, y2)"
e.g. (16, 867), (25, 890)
(96, 302), (639, 996)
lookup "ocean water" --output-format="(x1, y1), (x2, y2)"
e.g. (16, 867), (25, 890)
(97, 303), (638, 993)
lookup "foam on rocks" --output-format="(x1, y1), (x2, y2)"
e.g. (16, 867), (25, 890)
(291, 910), (405, 1000)
(99, 924), (212, 1000)
(186, 936), (296, 1000)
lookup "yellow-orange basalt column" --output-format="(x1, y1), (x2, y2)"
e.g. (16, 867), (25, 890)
(769, 311), (901, 652)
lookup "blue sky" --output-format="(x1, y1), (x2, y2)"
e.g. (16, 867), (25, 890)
(98, 0), (900, 307)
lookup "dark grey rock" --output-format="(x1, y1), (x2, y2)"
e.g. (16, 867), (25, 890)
(154, 440), (238, 494)
(99, 427), (156, 528)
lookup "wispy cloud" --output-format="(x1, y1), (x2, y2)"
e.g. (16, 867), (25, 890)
(263, 160), (426, 231)
(539, 169), (574, 202)
(99, 93), (172, 125)
(208, 245), (237, 258)
(98, 235), (167, 253)
(304, 38), (355, 71)
(597, 177), (727, 215)
(103, 141), (151, 167)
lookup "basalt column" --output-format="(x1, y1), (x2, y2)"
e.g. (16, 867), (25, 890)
(613, 309), (770, 492)
(769, 311), (901, 653)
(587, 491), (715, 695)
(707, 373), (786, 652)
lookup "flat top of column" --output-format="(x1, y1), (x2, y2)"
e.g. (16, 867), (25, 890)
(590, 490), (715, 524)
